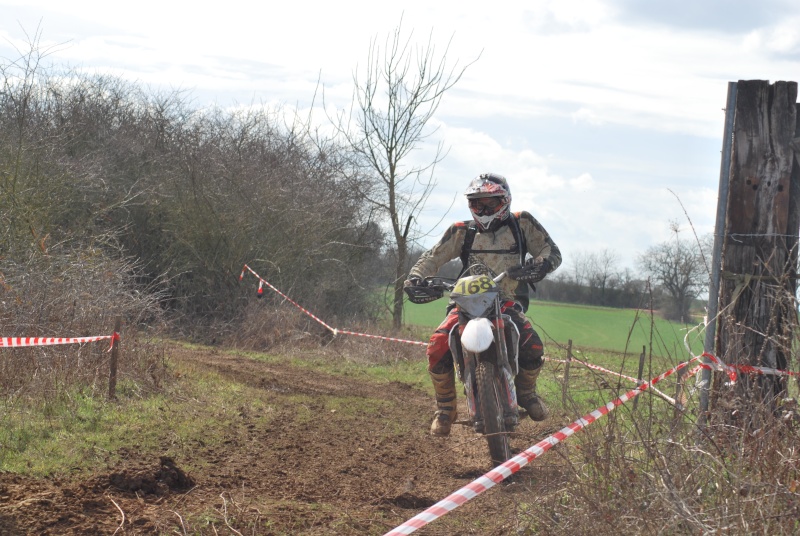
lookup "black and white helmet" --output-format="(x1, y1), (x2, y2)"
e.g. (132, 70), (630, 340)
(465, 173), (512, 232)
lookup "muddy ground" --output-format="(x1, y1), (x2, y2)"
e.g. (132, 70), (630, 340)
(0, 345), (569, 535)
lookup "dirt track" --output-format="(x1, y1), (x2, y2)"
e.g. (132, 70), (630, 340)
(0, 345), (566, 535)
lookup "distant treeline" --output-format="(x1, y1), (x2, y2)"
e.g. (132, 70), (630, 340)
(535, 271), (651, 309)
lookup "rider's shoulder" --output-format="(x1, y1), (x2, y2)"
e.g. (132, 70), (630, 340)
(440, 220), (473, 242)
(513, 210), (534, 221)
(448, 220), (474, 233)
(513, 210), (539, 226)
(514, 211), (550, 235)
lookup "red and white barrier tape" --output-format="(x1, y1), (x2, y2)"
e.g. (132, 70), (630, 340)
(701, 351), (800, 382)
(569, 357), (677, 405)
(0, 333), (119, 350)
(681, 321), (800, 382)
(240, 265), (428, 347)
(242, 264), (337, 332)
(336, 329), (428, 347)
(384, 356), (701, 535)
(243, 264), (800, 378)
(243, 264), (800, 385)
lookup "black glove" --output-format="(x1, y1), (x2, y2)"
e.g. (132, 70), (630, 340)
(508, 258), (551, 283)
(404, 276), (424, 288)
(403, 277), (443, 304)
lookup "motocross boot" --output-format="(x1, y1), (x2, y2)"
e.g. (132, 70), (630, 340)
(429, 369), (458, 436)
(515, 364), (549, 421)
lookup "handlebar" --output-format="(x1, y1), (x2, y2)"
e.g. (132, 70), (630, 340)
(421, 276), (455, 292)
(407, 271), (508, 305)
(423, 271), (507, 291)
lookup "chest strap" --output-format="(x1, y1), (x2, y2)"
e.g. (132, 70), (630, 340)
(459, 215), (526, 276)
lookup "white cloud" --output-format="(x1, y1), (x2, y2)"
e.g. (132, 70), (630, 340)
(743, 16), (800, 54)
(571, 108), (604, 125)
(570, 173), (595, 191)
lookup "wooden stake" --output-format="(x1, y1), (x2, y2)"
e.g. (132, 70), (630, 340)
(108, 316), (121, 400)
(562, 339), (572, 407)
(633, 345), (646, 410)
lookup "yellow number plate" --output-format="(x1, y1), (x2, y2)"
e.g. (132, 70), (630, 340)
(453, 275), (496, 296)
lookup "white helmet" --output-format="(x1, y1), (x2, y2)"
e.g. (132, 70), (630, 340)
(465, 173), (512, 232)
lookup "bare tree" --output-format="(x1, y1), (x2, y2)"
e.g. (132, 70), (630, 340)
(638, 224), (709, 322)
(330, 20), (478, 329)
(587, 249), (620, 306)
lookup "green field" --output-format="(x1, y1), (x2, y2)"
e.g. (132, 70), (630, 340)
(404, 298), (706, 359)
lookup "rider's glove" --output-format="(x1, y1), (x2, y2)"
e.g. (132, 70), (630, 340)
(508, 258), (552, 283)
(403, 276), (443, 304)
(404, 276), (424, 288)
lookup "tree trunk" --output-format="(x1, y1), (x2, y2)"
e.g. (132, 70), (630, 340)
(392, 241), (407, 329)
(714, 80), (799, 424)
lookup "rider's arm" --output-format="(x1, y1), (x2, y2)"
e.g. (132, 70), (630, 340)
(408, 221), (468, 280)
(518, 211), (562, 273)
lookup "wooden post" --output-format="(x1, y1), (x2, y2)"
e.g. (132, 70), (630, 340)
(700, 82), (736, 424)
(108, 316), (121, 400)
(562, 339), (573, 407)
(633, 345), (646, 410)
(674, 362), (688, 417)
(715, 80), (799, 422)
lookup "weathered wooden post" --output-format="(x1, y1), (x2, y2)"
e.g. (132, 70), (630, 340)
(714, 80), (799, 424)
(674, 362), (688, 413)
(108, 316), (121, 400)
(699, 82), (736, 425)
(633, 345), (646, 410)
(562, 339), (573, 407)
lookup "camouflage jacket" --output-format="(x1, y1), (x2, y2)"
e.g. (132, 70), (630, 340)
(409, 211), (562, 308)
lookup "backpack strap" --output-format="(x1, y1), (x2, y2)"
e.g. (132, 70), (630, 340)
(458, 214), (533, 311)
(509, 212), (527, 264)
(508, 212), (532, 311)
(459, 214), (527, 272)
(458, 222), (478, 277)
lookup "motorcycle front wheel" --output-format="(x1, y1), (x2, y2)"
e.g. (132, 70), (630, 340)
(476, 359), (512, 465)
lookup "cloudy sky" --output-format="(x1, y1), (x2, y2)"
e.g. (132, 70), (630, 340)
(2, 0), (799, 272)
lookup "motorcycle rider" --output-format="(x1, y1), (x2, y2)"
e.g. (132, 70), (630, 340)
(404, 173), (562, 437)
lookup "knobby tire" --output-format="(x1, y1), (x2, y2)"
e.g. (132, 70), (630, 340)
(476, 359), (511, 465)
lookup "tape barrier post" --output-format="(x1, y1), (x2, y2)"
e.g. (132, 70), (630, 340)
(561, 339), (572, 406)
(108, 317), (122, 400)
(384, 357), (701, 536)
(633, 345), (646, 411)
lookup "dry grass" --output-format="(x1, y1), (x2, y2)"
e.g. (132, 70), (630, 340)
(0, 247), (170, 405)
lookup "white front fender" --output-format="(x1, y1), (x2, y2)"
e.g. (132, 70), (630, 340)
(460, 317), (494, 353)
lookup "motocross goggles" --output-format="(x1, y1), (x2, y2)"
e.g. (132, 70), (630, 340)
(468, 197), (503, 215)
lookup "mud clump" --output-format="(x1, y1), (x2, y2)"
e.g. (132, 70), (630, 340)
(109, 456), (194, 496)
(385, 493), (435, 510)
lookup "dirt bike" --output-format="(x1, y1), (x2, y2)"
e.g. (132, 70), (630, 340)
(406, 270), (520, 465)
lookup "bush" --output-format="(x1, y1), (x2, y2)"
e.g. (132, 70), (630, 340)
(0, 244), (169, 403)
